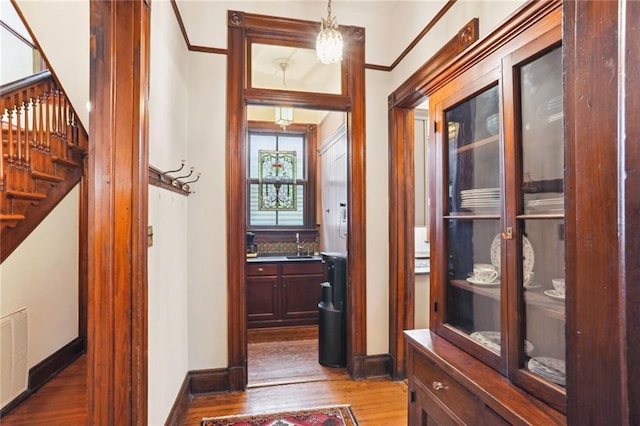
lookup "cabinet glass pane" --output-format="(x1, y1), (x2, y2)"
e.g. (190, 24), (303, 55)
(445, 219), (502, 353)
(519, 46), (566, 388)
(446, 85), (501, 214)
(522, 219), (565, 387)
(521, 47), (564, 213)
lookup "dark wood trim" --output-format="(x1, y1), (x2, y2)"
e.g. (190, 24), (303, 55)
(364, 63), (392, 72)
(78, 158), (88, 346)
(189, 367), (231, 394)
(388, 0), (458, 71)
(0, 337), (84, 418)
(148, 165), (193, 196)
(189, 45), (228, 55)
(164, 373), (192, 426)
(27, 337), (84, 391)
(386, 17), (480, 381)
(361, 354), (392, 379)
(245, 88), (351, 111)
(389, 17), (479, 109)
(227, 10), (366, 386)
(623, 3), (640, 423)
(87, 1), (150, 424)
(387, 107), (415, 381)
(564, 0), (632, 423)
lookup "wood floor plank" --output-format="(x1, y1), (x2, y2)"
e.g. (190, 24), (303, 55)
(1, 327), (408, 425)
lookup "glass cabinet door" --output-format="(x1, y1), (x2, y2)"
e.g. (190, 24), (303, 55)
(441, 82), (505, 367)
(517, 46), (565, 388)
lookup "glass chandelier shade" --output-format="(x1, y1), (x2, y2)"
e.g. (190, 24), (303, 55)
(275, 106), (294, 130)
(316, 0), (343, 64)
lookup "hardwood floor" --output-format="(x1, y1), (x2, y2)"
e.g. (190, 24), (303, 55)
(1, 326), (408, 425)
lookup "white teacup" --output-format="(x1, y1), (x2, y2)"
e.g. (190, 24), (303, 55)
(523, 271), (535, 286)
(473, 263), (498, 283)
(552, 278), (565, 296)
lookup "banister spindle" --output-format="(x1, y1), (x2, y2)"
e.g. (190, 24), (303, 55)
(16, 102), (23, 166)
(44, 91), (51, 151)
(7, 107), (15, 165)
(24, 99), (32, 166)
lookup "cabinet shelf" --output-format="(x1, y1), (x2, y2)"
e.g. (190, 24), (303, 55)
(450, 279), (565, 321)
(456, 134), (499, 153)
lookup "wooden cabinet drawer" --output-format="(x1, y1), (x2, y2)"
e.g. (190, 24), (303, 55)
(246, 263), (278, 276)
(412, 354), (482, 422)
(281, 261), (323, 275)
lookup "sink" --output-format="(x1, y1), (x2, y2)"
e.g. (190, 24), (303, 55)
(286, 255), (314, 259)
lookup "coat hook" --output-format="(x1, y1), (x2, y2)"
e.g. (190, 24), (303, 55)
(161, 160), (185, 182)
(183, 172), (201, 185)
(175, 166), (194, 180)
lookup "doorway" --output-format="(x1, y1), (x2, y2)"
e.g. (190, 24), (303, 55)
(226, 10), (367, 389)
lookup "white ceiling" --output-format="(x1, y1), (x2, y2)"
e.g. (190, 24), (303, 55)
(174, 1), (449, 67)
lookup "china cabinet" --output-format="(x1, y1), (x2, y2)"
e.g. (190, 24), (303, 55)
(407, 1), (568, 423)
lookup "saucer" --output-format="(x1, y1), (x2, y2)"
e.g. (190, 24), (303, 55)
(544, 289), (565, 301)
(524, 283), (541, 290)
(466, 276), (500, 286)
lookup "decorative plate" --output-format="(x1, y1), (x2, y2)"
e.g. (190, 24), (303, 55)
(490, 234), (534, 274)
(470, 331), (534, 355)
(528, 357), (566, 385)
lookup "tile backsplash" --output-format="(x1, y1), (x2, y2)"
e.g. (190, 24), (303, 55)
(257, 238), (319, 255)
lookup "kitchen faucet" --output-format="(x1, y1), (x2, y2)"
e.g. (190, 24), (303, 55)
(296, 233), (303, 256)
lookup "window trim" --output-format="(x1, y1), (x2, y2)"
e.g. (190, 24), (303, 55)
(246, 121), (317, 231)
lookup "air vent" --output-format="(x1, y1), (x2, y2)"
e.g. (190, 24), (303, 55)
(1, 309), (28, 408)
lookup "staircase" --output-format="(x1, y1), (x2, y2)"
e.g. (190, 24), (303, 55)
(1, 71), (87, 262)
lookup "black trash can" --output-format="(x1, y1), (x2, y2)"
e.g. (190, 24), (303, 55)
(318, 252), (347, 367)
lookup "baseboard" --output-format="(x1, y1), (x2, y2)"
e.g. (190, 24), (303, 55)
(351, 354), (392, 379)
(0, 337), (84, 417)
(165, 373), (191, 426)
(189, 367), (232, 395)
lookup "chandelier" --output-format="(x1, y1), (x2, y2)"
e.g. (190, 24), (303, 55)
(316, 0), (343, 64)
(274, 61), (294, 130)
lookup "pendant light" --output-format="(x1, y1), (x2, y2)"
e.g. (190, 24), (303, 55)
(275, 61), (293, 130)
(316, 0), (343, 64)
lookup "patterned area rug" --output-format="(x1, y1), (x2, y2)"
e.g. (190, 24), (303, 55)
(201, 404), (358, 426)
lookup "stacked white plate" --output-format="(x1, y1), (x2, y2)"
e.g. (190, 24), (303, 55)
(528, 357), (566, 386)
(470, 331), (534, 355)
(525, 197), (564, 213)
(460, 188), (500, 213)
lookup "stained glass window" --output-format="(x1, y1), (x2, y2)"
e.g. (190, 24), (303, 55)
(258, 150), (297, 210)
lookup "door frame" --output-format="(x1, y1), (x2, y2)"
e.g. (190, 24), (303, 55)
(225, 10), (368, 388)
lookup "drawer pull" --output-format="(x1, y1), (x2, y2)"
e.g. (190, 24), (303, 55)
(258, 267), (264, 272)
(432, 381), (448, 391)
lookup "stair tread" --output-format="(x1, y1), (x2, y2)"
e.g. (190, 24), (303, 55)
(51, 156), (80, 167)
(0, 214), (26, 221)
(31, 170), (64, 182)
(6, 190), (47, 200)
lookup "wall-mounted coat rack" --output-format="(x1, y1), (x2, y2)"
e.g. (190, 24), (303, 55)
(149, 160), (201, 196)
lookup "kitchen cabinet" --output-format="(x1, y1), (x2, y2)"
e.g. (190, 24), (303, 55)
(408, 1), (568, 423)
(246, 260), (324, 328)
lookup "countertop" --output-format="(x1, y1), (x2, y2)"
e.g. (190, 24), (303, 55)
(246, 254), (323, 263)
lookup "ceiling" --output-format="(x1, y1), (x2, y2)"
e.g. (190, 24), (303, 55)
(174, 1), (449, 68)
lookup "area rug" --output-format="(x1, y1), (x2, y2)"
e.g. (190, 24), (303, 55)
(201, 404), (358, 426)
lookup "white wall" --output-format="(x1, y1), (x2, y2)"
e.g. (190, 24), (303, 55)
(186, 51), (228, 370)
(147, 1), (191, 423)
(14, 0), (89, 128)
(0, 187), (79, 368)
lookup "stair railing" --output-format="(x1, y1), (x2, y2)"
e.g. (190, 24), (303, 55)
(1, 70), (87, 191)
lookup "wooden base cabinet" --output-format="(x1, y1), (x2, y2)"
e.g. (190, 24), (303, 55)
(406, 330), (564, 425)
(247, 261), (324, 328)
